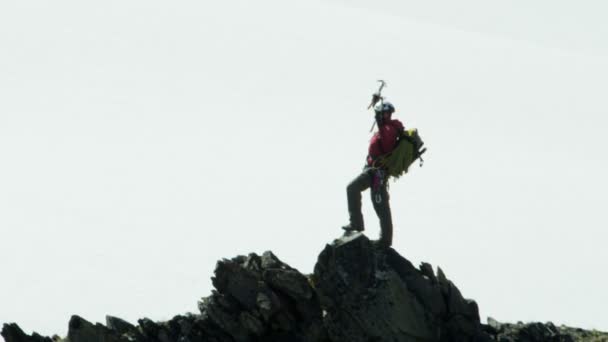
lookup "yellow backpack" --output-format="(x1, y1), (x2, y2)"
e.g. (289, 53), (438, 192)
(376, 128), (426, 179)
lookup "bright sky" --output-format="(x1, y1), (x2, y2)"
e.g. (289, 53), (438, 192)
(1, 0), (607, 339)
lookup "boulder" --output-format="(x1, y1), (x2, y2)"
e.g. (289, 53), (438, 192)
(312, 233), (489, 342)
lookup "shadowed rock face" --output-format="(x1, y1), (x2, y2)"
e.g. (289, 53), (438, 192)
(312, 233), (487, 342)
(2, 234), (606, 342)
(2, 250), (326, 342)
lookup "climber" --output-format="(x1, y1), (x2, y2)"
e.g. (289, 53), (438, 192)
(342, 99), (403, 248)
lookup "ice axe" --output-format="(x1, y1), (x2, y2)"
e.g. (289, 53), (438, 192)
(367, 80), (387, 110)
(368, 80), (387, 132)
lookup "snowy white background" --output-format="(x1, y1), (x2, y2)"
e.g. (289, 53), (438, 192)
(1, 0), (607, 338)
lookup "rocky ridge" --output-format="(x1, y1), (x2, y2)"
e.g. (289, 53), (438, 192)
(2, 233), (607, 342)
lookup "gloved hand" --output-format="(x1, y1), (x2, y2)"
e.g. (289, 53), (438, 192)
(371, 92), (381, 104)
(368, 92), (383, 110)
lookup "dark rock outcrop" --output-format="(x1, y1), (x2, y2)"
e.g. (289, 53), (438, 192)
(66, 315), (126, 342)
(312, 233), (488, 342)
(0, 324), (52, 342)
(484, 317), (608, 342)
(2, 233), (606, 342)
(199, 250), (326, 342)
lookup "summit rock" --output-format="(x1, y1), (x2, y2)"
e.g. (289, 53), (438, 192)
(2, 234), (606, 342)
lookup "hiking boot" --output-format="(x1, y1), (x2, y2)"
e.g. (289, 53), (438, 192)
(341, 224), (364, 232)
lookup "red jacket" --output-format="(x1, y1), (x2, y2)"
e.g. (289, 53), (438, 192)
(367, 119), (404, 166)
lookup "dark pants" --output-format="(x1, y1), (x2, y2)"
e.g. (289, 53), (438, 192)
(346, 167), (393, 246)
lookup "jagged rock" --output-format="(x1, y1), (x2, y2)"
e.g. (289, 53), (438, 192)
(200, 251), (325, 342)
(1, 323), (53, 342)
(137, 317), (161, 340)
(238, 311), (265, 337)
(420, 262), (438, 284)
(313, 233), (435, 341)
(263, 269), (312, 301)
(106, 315), (137, 336)
(260, 251), (291, 270)
(68, 315), (128, 342)
(202, 295), (253, 341)
(212, 258), (262, 311)
(3, 234), (608, 342)
(387, 253), (447, 318)
(312, 233), (489, 342)
(484, 317), (608, 342)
